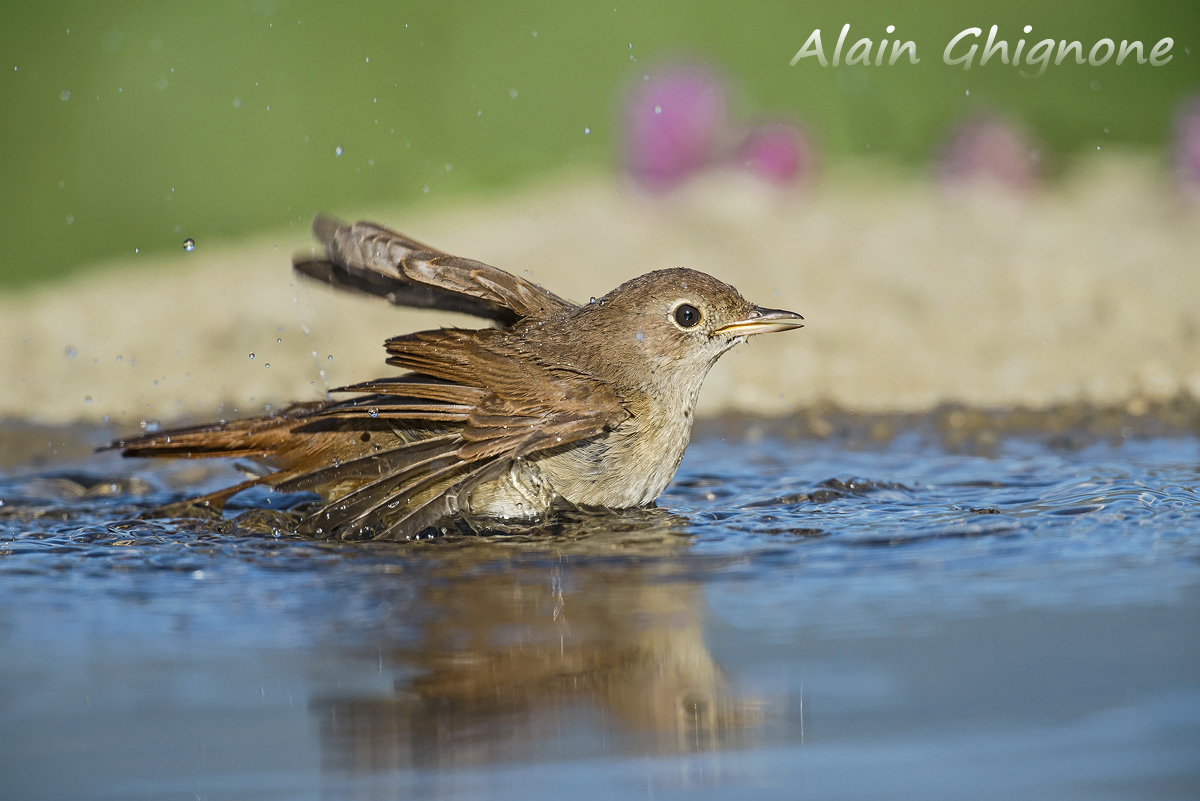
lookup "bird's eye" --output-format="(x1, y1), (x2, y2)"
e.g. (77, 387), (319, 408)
(674, 303), (701, 328)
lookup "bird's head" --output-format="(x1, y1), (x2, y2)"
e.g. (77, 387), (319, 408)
(570, 267), (803, 397)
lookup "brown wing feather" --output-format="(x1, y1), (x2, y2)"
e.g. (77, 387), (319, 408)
(272, 433), (460, 494)
(110, 293), (626, 539)
(333, 376), (488, 405)
(295, 443), (474, 538)
(370, 460), (511, 540)
(289, 328), (629, 540)
(293, 216), (574, 326)
(381, 327), (631, 462)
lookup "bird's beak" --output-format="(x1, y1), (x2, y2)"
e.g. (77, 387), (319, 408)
(715, 306), (805, 337)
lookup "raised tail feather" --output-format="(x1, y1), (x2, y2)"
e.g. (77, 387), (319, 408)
(104, 396), (499, 538)
(104, 402), (328, 459)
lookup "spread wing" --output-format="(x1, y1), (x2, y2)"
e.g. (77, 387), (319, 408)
(293, 215), (575, 326)
(111, 344), (629, 541)
(282, 327), (630, 540)
(116, 215), (615, 539)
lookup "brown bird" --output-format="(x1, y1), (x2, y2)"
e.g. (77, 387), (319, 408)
(110, 216), (804, 540)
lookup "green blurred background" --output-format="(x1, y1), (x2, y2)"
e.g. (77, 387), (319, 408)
(1, 0), (1196, 288)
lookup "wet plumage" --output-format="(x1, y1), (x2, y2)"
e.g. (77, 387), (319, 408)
(110, 217), (803, 539)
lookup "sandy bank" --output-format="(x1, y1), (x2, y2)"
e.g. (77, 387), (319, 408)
(2, 154), (1198, 427)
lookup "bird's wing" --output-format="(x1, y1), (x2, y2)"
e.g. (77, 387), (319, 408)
(291, 328), (630, 540)
(108, 327), (626, 540)
(293, 215), (575, 326)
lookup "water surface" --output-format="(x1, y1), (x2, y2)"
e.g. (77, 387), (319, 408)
(1, 427), (1198, 800)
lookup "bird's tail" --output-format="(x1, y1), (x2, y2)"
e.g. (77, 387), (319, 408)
(102, 401), (327, 460)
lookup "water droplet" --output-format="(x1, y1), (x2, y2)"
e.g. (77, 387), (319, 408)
(334, 145), (343, 156)
(65, 214), (74, 225)
(182, 237), (195, 252)
(509, 88), (518, 99)
(654, 104), (662, 114)
(264, 363), (270, 368)
(248, 352), (255, 359)
(589, 297), (597, 304)
(59, 89), (70, 102)
(583, 126), (591, 134)
(368, 407), (379, 418)
(635, 331), (645, 342)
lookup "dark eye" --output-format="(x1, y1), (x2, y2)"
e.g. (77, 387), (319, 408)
(674, 303), (701, 328)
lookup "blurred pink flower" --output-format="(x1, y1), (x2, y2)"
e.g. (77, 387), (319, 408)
(623, 65), (729, 190)
(1173, 95), (1200, 191)
(936, 113), (1042, 190)
(735, 122), (814, 184)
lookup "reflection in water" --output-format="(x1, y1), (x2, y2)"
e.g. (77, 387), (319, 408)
(313, 508), (765, 774)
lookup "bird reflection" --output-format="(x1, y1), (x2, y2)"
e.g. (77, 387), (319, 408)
(312, 507), (765, 774)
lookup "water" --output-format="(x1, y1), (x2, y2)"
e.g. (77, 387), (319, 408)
(1, 425), (1198, 800)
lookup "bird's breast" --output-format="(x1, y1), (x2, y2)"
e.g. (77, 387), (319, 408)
(533, 410), (695, 509)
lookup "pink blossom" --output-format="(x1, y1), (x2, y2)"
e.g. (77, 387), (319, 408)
(623, 65), (729, 190)
(736, 122), (813, 184)
(937, 113), (1042, 190)
(1173, 95), (1200, 189)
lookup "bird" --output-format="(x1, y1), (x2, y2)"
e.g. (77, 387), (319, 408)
(109, 216), (804, 540)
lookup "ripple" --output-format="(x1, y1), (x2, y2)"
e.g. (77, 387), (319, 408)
(0, 432), (1196, 596)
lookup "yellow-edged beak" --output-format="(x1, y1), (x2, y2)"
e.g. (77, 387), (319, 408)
(714, 306), (805, 337)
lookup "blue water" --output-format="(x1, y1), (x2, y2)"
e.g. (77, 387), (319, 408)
(1, 430), (1198, 800)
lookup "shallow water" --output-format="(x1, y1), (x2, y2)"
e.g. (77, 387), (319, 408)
(1, 427), (1198, 800)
